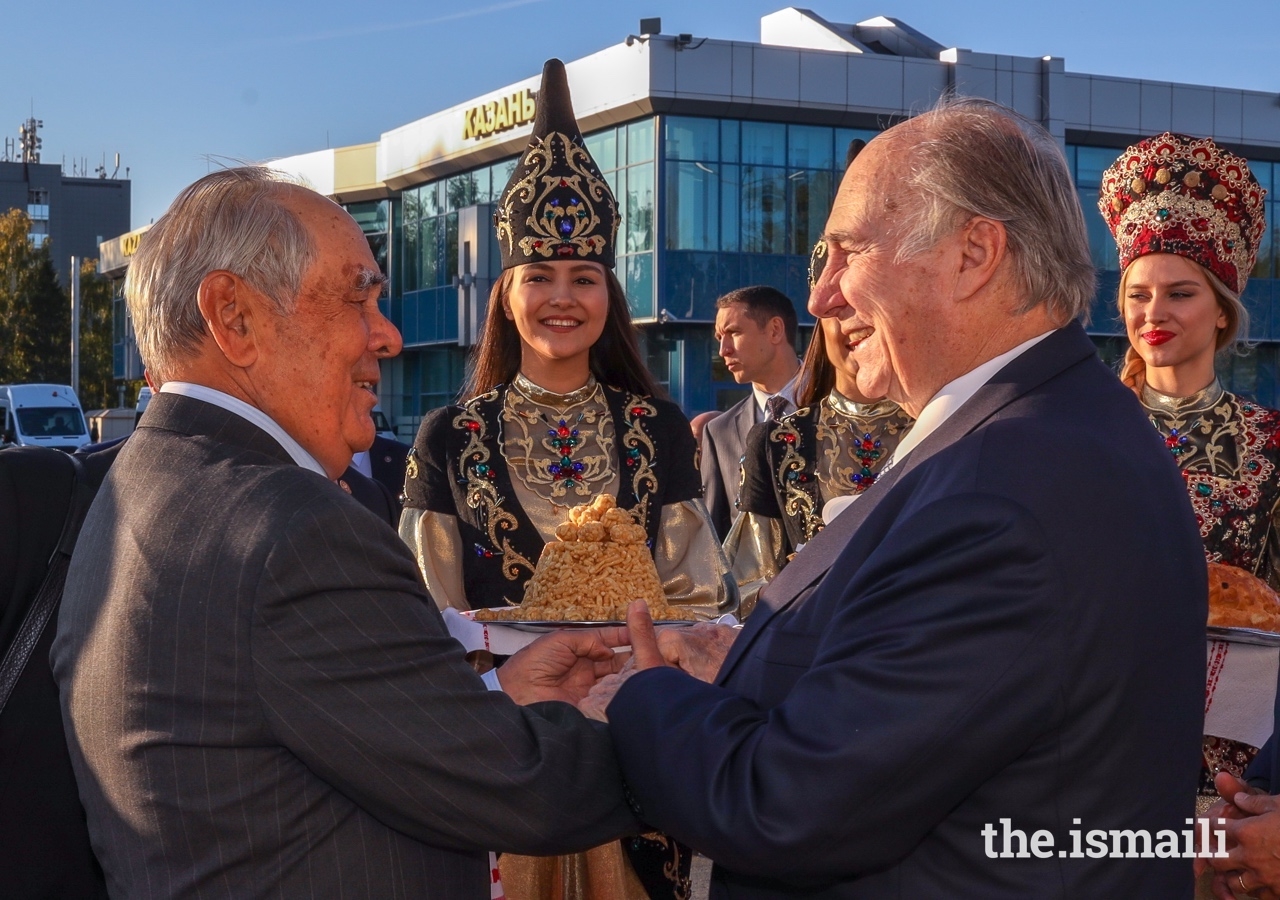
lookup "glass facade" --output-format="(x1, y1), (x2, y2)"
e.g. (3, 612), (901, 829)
(370, 113), (1280, 423)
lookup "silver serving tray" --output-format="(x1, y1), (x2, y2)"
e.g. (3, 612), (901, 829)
(466, 608), (696, 633)
(1207, 626), (1280, 648)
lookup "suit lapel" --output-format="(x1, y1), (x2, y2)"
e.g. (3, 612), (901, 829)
(716, 324), (1097, 685)
(734, 399), (755, 455)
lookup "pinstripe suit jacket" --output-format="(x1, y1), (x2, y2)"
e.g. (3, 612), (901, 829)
(52, 393), (638, 899)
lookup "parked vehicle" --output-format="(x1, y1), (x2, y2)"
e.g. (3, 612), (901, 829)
(135, 386), (153, 426)
(0, 384), (92, 452)
(372, 405), (396, 441)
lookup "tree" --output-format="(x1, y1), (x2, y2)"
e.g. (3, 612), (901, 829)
(0, 209), (68, 385)
(0, 210), (116, 407)
(77, 259), (116, 410)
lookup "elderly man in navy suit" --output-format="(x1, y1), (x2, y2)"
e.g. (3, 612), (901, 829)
(585, 98), (1206, 898)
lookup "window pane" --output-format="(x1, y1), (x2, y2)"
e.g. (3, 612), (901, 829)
(607, 166), (625, 219)
(447, 172), (480, 211)
(788, 125), (833, 170)
(666, 161), (720, 251)
(625, 252), (655, 319)
(586, 129), (617, 172)
(1248, 160), (1273, 198)
(445, 213), (459, 283)
(742, 122), (786, 167)
(626, 163), (654, 253)
(402, 192), (421, 293)
(347, 200), (387, 234)
(1074, 146), (1118, 190)
(788, 169), (833, 255)
(489, 159), (517, 200)
(742, 165), (786, 254)
(628, 118), (654, 164)
(666, 116), (719, 161)
(1080, 189), (1119, 272)
(721, 120), (740, 164)
(720, 164), (740, 252)
(834, 128), (879, 169)
(421, 216), (442, 287)
(1254, 209), (1274, 280)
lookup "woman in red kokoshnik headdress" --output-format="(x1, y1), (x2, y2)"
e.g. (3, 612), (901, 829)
(1100, 134), (1274, 806)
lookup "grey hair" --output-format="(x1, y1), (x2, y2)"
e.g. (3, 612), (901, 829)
(889, 96), (1096, 325)
(125, 166), (316, 382)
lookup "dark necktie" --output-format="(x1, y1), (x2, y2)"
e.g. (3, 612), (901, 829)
(766, 394), (791, 421)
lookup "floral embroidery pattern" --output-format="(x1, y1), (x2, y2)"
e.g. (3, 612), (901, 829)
(500, 380), (614, 503)
(771, 413), (822, 544)
(1145, 385), (1280, 576)
(454, 395), (535, 581)
(497, 132), (616, 262)
(619, 395), (658, 531)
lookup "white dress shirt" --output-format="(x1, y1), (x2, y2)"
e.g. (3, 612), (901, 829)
(160, 382), (328, 477)
(753, 372), (800, 422)
(350, 450), (373, 477)
(821, 330), (1055, 525)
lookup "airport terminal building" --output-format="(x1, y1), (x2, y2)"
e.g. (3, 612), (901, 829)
(126, 8), (1280, 434)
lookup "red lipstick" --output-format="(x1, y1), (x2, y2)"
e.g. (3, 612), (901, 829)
(1141, 330), (1175, 346)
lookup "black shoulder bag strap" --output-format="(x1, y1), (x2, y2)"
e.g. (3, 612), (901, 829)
(0, 455), (96, 715)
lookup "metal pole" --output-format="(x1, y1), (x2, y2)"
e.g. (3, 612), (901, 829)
(70, 255), (80, 397)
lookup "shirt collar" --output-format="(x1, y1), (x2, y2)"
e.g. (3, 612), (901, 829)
(819, 329), (1054, 528)
(159, 382), (329, 478)
(753, 371), (799, 415)
(886, 329), (1056, 468)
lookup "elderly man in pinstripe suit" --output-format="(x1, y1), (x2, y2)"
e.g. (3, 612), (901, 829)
(51, 168), (640, 899)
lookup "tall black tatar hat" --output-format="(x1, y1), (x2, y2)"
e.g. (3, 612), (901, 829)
(494, 58), (618, 270)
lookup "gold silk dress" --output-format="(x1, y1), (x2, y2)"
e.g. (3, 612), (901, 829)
(726, 392), (912, 615)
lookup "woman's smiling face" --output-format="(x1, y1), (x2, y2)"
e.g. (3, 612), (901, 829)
(1123, 253), (1226, 376)
(505, 261), (610, 374)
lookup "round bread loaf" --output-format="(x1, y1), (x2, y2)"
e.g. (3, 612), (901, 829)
(1208, 562), (1280, 632)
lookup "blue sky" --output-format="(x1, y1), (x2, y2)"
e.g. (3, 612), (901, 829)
(6, 0), (1278, 232)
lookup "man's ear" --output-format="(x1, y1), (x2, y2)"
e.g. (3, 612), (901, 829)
(769, 315), (786, 345)
(955, 217), (1007, 301)
(197, 271), (259, 368)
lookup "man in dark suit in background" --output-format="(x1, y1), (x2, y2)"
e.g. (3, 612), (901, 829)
(52, 168), (639, 898)
(351, 431), (411, 513)
(701, 286), (800, 538)
(586, 99), (1206, 897)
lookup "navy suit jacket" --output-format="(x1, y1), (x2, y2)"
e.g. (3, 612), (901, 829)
(368, 434), (411, 505)
(609, 324), (1206, 898)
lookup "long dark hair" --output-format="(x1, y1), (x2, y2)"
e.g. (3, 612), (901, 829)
(795, 325), (836, 409)
(461, 265), (661, 400)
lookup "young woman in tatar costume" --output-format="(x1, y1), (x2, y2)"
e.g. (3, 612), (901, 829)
(401, 59), (734, 900)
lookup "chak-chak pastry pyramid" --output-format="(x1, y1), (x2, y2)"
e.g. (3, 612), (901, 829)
(475, 495), (695, 622)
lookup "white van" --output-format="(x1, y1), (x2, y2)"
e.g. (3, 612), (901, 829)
(372, 405), (397, 442)
(135, 386), (153, 426)
(0, 384), (92, 452)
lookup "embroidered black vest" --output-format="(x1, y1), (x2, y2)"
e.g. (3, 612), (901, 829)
(404, 384), (699, 608)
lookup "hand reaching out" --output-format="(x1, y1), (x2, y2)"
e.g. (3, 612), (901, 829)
(496, 626), (629, 706)
(657, 622), (738, 683)
(580, 601), (665, 722)
(1201, 771), (1280, 899)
